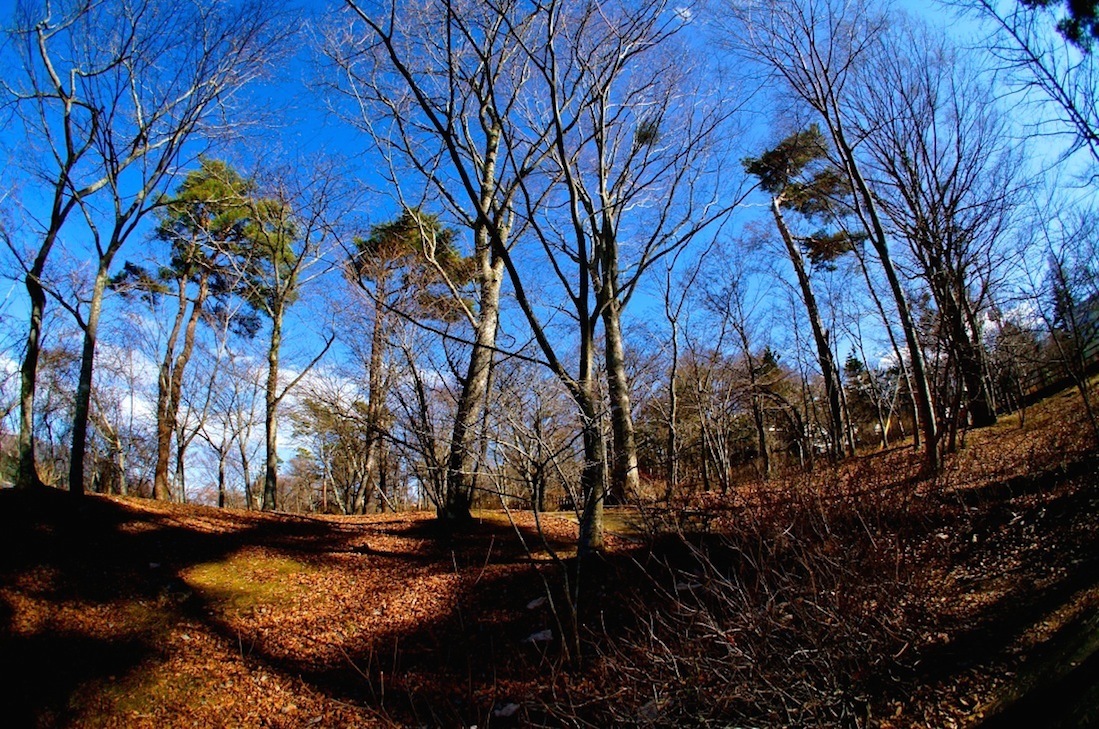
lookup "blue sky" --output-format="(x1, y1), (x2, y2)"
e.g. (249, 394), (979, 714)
(0, 0), (1087, 401)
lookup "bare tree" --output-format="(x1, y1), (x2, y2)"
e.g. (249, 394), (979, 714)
(951, 0), (1099, 174)
(225, 350), (266, 510)
(491, 356), (581, 513)
(190, 309), (255, 508)
(3, 0), (292, 492)
(852, 23), (1022, 444)
(328, 0), (549, 522)
(290, 377), (375, 514)
(518, 0), (737, 510)
(655, 245), (716, 499)
(726, 0), (941, 470)
(235, 164), (340, 512)
(701, 243), (781, 480)
(1025, 204), (1099, 434)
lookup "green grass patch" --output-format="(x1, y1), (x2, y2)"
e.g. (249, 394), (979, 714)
(184, 551), (314, 613)
(82, 667), (206, 719)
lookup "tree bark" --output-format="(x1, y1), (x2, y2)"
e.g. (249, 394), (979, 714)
(153, 281), (188, 500)
(239, 430), (255, 511)
(771, 197), (846, 460)
(834, 126), (939, 471)
(68, 267), (111, 495)
(17, 268), (48, 491)
(262, 307), (283, 511)
(441, 242), (504, 523)
(665, 315), (680, 501)
(576, 383), (607, 556)
(17, 198), (75, 490)
(940, 282), (996, 429)
(354, 280), (388, 515)
(602, 295), (639, 503)
(154, 274), (209, 500)
(217, 441), (228, 509)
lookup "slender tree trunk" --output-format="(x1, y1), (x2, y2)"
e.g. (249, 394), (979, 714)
(751, 390), (770, 480)
(472, 354), (496, 502)
(155, 275), (210, 500)
(694, 375), (716, 491)
(602, 295), (639, 503)
(154, 281), (189, 500)
(797, 358), (816, 470)
(153, 292), (184, 498)
(533, 414), (547, 512)
(834, 126), (939, 471)
(69, 267), (112, 495)
(441, 254), (504, 522)
(262, 308), (283, 511)
(237, 428), (253, 510)
(576, 383), (607, 556)
(16, 113), (82, 491)
(771, 198), (846, 460)
(115, 437), (127, 496)
(174, 443), (188, 503)
(442, 117), (509, 523)
(17, 269), (48, 490)
(572, 283), (608, 556)
(837, 372), (858, 455)
(853, 243), (921, 448)
(354, 288), (387, 515)
(734, 322), (770, 479)
(217, 442), (228, 508)
(944, 288), (996, 428)
(665, 316), (680, 502)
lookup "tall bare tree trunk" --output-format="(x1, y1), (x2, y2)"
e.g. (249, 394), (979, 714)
(17, 268), (48, 491)
(239, 434), (255, 511)
(442, 115), (512, 524)
(354, 289), (387, 515)
(602, 295), (639, 503)
(835, 128), (939, 471)
(771, 198), (846, 460)
(17, 199), (74, 490)
(852, 243), (921, 448)
(576, 364), (607, 556)
(442, 236), (505, 522)
(262, 307), (284, 511)
(577, 417), (607, 554)
(154, 276), (208, 499)
(217, 440), (228, 508)
(154, 282), (188, 499)
(69, 267), (112, 495)
(941, 285), (996, 429)
(665, 315), (680, 501)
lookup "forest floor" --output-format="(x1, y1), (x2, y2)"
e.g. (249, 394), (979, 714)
(1, 384), (1097, 728)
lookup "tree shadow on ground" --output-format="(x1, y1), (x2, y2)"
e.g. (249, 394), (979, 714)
(185, 513), (589, 727)
(0, 488), (592, 727)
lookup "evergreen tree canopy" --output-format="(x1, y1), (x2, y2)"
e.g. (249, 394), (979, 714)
(349, 208), (472, 321)
(1021, 0), (1099, 50)
(743, 126), (864, 264)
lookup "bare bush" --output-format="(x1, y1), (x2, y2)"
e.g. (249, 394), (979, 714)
(562, 465), (935, 727)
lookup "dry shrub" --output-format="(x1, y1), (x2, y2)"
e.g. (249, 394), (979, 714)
(566, 460), (936, 728)
(541, 387), (1099, 727)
